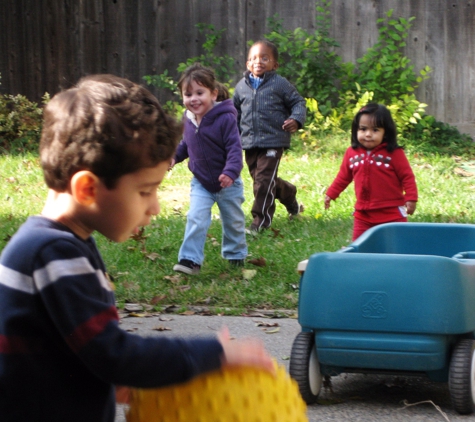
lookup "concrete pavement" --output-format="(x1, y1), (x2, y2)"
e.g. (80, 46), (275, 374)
(115, 313), (471, 422)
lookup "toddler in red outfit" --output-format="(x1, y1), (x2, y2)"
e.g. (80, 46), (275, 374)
(325, 103), (418, 240)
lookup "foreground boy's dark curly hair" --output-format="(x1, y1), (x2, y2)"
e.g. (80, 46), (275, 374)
(40, 74), (183, 191)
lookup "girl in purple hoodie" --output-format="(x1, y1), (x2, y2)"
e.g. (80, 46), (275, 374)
(172, 63), (247, 275)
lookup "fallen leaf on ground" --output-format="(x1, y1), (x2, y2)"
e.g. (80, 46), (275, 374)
(151, 295), (167, 304)
(152, 326), (172, 331)
(254, 320), (279, 327)
(124, 304), (143, 312)
(129, 312), (148, 318)
(145, 252), (161, 261)
(242, 269), (257, 280)
(130, 227), (148, 242)
(164, 275), (182, 284)
(158, 316), (173, 321)
(248, 257), (267, 267)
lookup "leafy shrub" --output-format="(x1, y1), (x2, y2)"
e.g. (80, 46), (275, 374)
(0, 92), (49, 154)
(265, 6), (433, 141)
(403, 116), (474, 156)
(143, 23), (235, 116)
(341, 10), (432, 136)
(264, 0), (344, 114)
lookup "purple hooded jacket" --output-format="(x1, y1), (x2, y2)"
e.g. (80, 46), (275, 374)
(174, 99), (243, 193)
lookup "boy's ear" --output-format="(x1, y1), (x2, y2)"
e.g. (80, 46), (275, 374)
(70, 171), (100, 206)
(273, 61), (279, 70)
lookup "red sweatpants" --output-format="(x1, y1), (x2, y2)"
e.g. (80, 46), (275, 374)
(352, 216), (407, 241)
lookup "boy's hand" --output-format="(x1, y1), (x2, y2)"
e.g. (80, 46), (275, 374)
(218, 327), (275, 374)
(324, 195), (332, 210)
(406, 201), (417, 215)
(168, 158), (176, 171)
(218, 174), (233, 188)
(282, 118), (299, 133)
(115, 386), (131, 404)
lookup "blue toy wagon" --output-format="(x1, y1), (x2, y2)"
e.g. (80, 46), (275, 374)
(289, 222), (475, 414)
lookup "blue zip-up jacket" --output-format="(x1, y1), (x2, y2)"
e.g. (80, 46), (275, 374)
(233, 70), (306, 150)
(174, 99), (243, 193)
(0, 216), (223, 422)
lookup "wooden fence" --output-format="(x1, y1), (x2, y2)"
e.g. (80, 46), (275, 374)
(0, 0), (474, 137)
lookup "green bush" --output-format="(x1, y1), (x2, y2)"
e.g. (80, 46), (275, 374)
(143, 23), (235, 115)
(0, 91), (49, 154)
(264, 6), (432, 141)
(264, 0), (344, 115)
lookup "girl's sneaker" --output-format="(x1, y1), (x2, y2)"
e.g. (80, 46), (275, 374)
(173, 259), (201, 275)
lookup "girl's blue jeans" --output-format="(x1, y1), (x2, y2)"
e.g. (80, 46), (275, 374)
(178, 177), (248, 265)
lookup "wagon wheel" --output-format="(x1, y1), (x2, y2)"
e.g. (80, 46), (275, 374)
(449, 338), (475, 414)
(289, 332), (322, 404)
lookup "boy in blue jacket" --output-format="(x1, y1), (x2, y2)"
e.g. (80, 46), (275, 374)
(0, 74), (273, 422)
(234, 40), (306, 231)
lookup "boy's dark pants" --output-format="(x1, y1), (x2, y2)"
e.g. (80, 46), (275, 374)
(245, 147), (297, 229)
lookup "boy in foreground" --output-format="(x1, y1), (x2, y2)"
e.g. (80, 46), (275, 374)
(0, 74), (273, 422)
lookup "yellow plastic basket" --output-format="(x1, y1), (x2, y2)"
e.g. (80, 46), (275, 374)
(126, 361), (308, 422)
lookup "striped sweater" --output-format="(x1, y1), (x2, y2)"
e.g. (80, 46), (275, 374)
(0, 216), (223, 422)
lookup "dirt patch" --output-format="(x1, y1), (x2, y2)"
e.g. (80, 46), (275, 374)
(160, 185), (190, 208)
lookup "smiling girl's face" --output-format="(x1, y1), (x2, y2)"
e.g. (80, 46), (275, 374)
(182, 80), (217, 124)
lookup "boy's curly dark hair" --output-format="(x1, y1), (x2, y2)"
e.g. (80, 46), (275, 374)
(40, 74), (182, 191)
(350, 103), (399, 152)
(248, 40), (279, 62)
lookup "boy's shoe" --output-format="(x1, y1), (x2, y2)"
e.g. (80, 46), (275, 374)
(287, 200), (304, 220)
(173, 259), (201, 275)
(245, 224), (268, 234)
(247, 224), (260, 233)
(229, 259), (244, 267)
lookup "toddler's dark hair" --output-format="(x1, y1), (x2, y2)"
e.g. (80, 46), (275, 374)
(177, 63), (218, 95)
(216, 82), (230, 102)
(40, 74), (182, 191)
(351, 103), (399, 152)
(249, 39), (279, 62)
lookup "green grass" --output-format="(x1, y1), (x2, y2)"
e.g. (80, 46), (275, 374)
(2, 141), (475, 314)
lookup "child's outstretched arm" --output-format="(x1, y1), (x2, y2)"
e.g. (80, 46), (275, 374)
(406, 201), (417, 215)
(218, 328), (275, 374)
